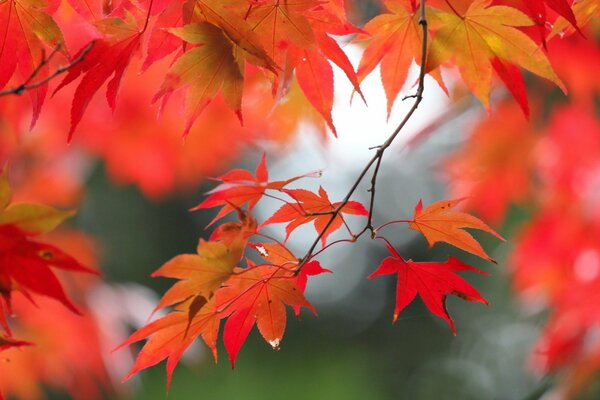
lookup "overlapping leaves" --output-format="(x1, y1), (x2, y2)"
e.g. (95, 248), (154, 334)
(0, 169), (95, 339)
(357, 0), (569, 116)
(118, 157), (343, 383)
(119, 157), (504, 384)
(0, 0), (65, 126)
(7, 0), (583, 141)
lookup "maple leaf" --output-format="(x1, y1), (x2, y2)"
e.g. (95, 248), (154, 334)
(118, 297), (220, 388)
(191, 154), (318, 223)
(427, 0), (565, 109)
(218, 263), (314, 367)
(141, 0), (195, 70)
(490, 57), (529, 117)
(408, 198), (505, 262)
(314, 30), (364, 101)
(152, 22), (245, 136)
(291, 47), (337, 135)
(356, 0), (445, 117)
(0, 0), (66, 126)
(152, 213), (256, 311)
(194, 0), (278, 72)
(494, 0), (580, 45)
(242, 0), (319, 64)
(53, 14), (143, 140)
(261, 187), (368, 245)
(150, 241), (240, 311)
(369, 242), (488, 334)
(250, 242), (331, 315)
(240, 0), (362, 135)
(0, 170), (96, 332)
(118, 213), (256, 384)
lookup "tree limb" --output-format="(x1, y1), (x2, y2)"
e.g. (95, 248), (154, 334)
(297, 0), (429, 270)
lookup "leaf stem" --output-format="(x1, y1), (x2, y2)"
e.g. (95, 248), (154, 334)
(373, 219), (412, 233)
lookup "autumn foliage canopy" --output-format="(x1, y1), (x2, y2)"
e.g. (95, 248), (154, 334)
(1, 0), (600, 398)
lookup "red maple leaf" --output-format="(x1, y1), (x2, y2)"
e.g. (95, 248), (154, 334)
(118, 296), (220, 389)
(53, 13), (143, 140)
(495, 0), (580, 45)
(261, 186), (368, 245)
(218, 263), (314, 367)
(251, 242), (331, 315)
(0, 170), (97, 332)
(0, 0), (65, 126)
(191, 154), (319, 223)
(117, 213), (255, 384)
(369, 242), (488, 334)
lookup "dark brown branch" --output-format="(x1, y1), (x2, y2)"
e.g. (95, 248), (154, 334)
(297, 0), (429, 270)
(0, 41), (95, 97)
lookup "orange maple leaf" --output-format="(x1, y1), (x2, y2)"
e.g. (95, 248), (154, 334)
(151, 213), (256, 311)
(191, 154), (318, 223)
(408, 198), (505, 262)
(356, 0), (445, 117)
(118, 296), (220, 388)
(218, 263), (314, 367)
(118, 213), (256, 383)
(153, 22), (245, 136)
(243, 0), (319, 64)
(251, 242), (331, 315)
(261, 187), (368, 245)
(427, 0), (565, 109)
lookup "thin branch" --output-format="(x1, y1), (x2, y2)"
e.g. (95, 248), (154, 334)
(263, 192), (295, 205)
(310, 237), (357, 259)
(373, 219), (412, 233)
(366, 154), (384, 232)
(0, 41), (95, 97)
(296, 0), (429, 271)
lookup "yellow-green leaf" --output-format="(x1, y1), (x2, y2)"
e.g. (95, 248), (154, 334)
(0, 204), (75, 235)
(155, 22), (244, 135)
(428, 0), (565, 108)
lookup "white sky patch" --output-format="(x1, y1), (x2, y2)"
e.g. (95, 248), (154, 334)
(329, 43), (450, 167)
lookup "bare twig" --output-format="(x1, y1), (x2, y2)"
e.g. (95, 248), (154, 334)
(296, 0), (429, 270)
(0, 41), (95, 97)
